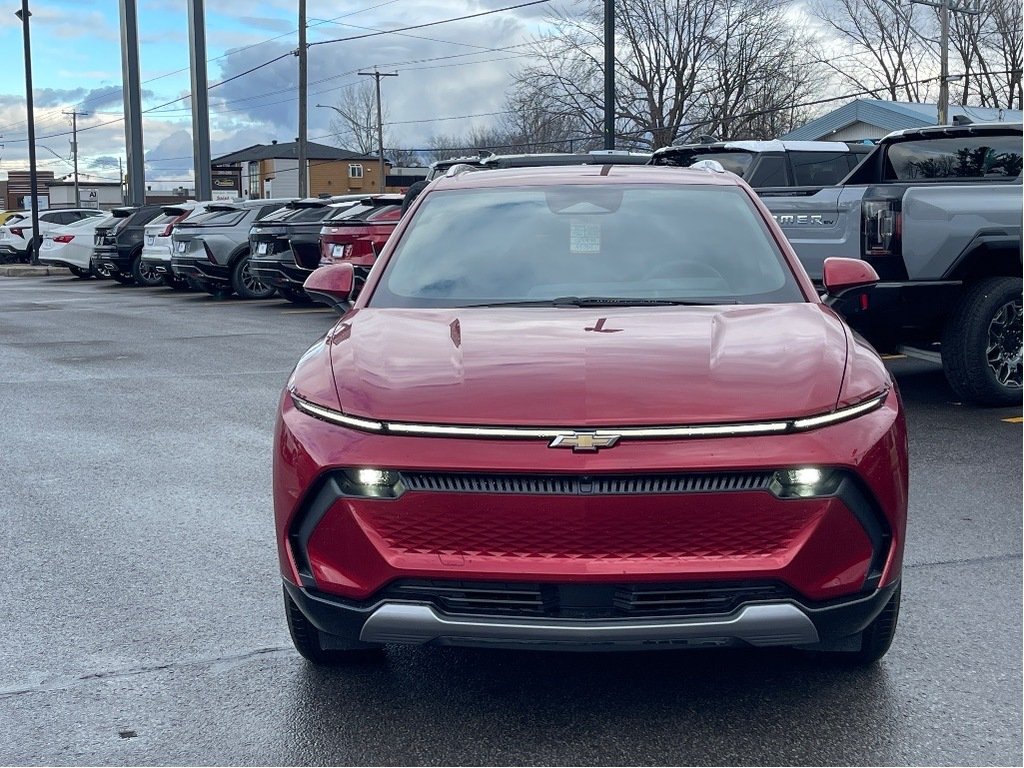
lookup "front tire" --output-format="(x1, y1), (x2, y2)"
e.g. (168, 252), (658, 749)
(231, 253), (276, 299)
(68, 265), (91, 278)
(283, 586), (383, 665)
(942, 277), (1022, 406)
(826, 585), (901, 666)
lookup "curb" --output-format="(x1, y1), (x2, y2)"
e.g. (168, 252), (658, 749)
(0, 265), (71, 277)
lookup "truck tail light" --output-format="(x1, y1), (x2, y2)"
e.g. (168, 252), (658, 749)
(862, 198), (902, 258)
(52, 234), (74, 244)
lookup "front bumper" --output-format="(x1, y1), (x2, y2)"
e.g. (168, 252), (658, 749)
(285, 577), (899, 651)
(250, 256), (312, 292)
(275, 386), (908, 654)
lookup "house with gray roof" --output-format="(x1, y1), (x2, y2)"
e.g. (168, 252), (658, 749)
(781, 99), (1022, 142)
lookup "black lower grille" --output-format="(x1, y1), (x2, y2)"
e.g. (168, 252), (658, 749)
(399, 471), (773, 495)
(382, 579), (792, 619)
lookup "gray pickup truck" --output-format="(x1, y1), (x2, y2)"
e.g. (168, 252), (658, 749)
(668, 124), (1022, 406)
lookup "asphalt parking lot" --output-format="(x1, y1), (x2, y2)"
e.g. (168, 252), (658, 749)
(0, 275), (1020, 766)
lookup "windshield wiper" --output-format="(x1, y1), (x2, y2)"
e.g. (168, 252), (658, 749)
(464, 296), (740, 308)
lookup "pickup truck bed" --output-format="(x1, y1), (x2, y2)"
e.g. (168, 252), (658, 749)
(748, 123), (1022, 406)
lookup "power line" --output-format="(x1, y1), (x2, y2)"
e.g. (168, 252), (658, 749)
(308, 1), (550, 48)
(0, 0), (405, 136)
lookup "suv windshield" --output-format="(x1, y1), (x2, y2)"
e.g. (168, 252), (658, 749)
(369, 184), (803, 308)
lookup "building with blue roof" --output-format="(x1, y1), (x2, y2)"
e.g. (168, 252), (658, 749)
(781, 99), (1022, 142)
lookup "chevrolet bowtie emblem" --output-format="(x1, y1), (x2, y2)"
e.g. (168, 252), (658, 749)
(549, 432), (621, 452)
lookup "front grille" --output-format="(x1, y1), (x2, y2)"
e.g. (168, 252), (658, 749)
(400, 471), (773, 495)
(357, 496), (815, 561)
(380, 579), (792, 619)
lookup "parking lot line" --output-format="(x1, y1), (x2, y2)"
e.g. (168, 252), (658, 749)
(281, 308), (334, 315)
(1001, 416), (1023, 424)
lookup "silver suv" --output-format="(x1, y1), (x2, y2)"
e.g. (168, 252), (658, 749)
(170, 198), (292, 299)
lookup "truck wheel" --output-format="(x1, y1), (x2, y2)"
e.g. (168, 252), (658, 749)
(283, 586), (383, 666)
(231, 254), (275, 300)
(131, 253), (164, 287)
(942, 277), (1022, 406)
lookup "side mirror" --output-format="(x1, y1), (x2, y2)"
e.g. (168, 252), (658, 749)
(822, 257), (879, 296)
(304, 263), (355, 313)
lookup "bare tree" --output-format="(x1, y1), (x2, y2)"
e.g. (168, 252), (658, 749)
(510, 0), (819, 149)
(811, 0), (936, 103)
(695, 0), (823, 139)
(947, 0), (1023, 109)
(327, 82), (391, 155)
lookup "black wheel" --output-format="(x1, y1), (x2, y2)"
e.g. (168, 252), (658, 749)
(68, 265), (91, 278)
(826, 585), (901, 666)
(131, 252), (164, 287)
(278, 286), (314, 305)
(283, 586), (383, 665)
(942, 277), (1022, 406)
(231, 253), (275, 299)
(91, 262), (112, 279)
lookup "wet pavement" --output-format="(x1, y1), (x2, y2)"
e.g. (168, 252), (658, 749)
(0, 275), (1020, 766)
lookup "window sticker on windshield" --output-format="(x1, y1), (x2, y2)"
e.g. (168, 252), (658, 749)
(570, 219), (600, 253)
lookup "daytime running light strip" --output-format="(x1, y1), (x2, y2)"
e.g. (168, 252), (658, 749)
(289, 390), (889, 440)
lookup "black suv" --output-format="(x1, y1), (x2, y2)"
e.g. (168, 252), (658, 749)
(249, 196), (366, 304)
(90, 205), (164, 286)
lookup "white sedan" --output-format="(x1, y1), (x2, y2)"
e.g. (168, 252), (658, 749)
(38, 215), (114, 277)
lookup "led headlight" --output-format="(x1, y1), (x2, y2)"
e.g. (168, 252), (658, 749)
(340, 468), (404, 498)
(771, 467), (841, 498)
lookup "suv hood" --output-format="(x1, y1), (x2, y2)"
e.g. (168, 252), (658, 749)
(330, 304), (849, 426)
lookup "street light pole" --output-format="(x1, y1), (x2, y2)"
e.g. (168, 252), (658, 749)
(16, 0), (40, 265)
(297, 0), (308, 197)
(357, 69), (397, 191)
(603, 0), (614, 150)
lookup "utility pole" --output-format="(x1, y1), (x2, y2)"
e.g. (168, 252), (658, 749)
(119, 0), (145, 205)
(908, 0), (984, 125)
(62, 109), (88, 207)
(603, 0), (615, 150)
(297, 0), (308, 197)
(188, 0), (212, 201)
(358, 69), (397, 191)
(16, 1), (40, 264)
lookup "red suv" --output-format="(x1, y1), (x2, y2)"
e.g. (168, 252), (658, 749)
(275, 164), (908, 665)
(317, 194), (403, 290)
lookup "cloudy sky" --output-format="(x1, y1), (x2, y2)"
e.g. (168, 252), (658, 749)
(0, 0), (564, 187)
